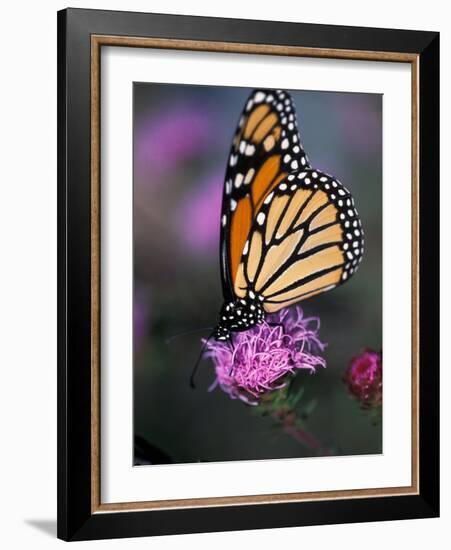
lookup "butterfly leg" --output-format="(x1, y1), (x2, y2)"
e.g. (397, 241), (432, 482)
(190, 330), (215, 389)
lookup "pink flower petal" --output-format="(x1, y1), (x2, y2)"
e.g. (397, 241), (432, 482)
(205, 306), (326, 404)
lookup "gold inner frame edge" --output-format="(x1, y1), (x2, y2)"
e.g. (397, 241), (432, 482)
(90, 35), (420, 514)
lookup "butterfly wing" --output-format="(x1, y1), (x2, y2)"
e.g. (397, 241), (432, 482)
(220, 89), (310, 301)
(232, 169), (364, 310)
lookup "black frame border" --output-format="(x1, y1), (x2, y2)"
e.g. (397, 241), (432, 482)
(57, 8), (439, 541)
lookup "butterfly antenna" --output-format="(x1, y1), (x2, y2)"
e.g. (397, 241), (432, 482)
(190, 330), (215, 389)
(165, 326), (214, 344)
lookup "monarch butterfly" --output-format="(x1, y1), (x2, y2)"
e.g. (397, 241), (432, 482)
(212, 88), (364, 342)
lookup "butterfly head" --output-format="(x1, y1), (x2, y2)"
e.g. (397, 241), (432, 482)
(214, 293), (265, 341)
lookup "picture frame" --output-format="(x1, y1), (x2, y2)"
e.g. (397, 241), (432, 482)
(57, 7), (439, 541)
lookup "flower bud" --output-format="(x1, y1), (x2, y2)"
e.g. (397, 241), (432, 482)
(343, 349), (382, 408)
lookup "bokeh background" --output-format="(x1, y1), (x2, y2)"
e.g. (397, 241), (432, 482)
(133, 83), (382, 465)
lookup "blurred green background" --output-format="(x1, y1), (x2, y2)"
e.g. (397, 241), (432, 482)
(133, 83), (382, 465)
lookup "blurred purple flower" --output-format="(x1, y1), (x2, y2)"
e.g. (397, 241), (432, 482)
(343, 349), (382, 408)
(334, 95), (381, 157)
(135, 106), (213, 179)
(205, 307), (326, 405)
(134, 289), (151, 353)
(179, 172), (223, 254)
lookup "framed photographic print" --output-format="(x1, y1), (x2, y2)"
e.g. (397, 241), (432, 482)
(57, 8), (439, 541)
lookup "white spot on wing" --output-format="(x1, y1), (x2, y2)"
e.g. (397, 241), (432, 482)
(264, 192), (274, 204)
(244, 168), (255, 184)
(245, 144), (255, 156)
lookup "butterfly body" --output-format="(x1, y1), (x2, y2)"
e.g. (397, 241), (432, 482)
(213, 89), (364, 343)
(214, 294), (265, 341)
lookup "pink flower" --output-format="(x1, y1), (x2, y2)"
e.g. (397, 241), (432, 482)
(178, 172), (222, 254)
(343, 349), (382, 408)
(135, 106), (213, 180)
(205, 307), (326, 405)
